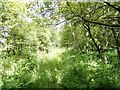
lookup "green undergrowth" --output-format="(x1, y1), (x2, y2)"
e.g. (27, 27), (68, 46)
(1, 48), (120, 89)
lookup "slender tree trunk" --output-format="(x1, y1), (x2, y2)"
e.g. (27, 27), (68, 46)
(84, 24), (101, 55)
(111, 28), (120, 64)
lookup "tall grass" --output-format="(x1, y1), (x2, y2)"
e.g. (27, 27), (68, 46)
(1, 48), (120, 88)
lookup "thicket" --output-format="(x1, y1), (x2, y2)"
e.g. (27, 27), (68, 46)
(0, 1), (120, 89)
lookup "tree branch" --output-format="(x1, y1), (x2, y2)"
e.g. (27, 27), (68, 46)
(104, 2), (120, 12)
(81, 17), (120, 27)
(84, 24), (101, 54)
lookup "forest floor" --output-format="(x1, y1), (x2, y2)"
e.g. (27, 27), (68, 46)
(1, 47), (120, 88)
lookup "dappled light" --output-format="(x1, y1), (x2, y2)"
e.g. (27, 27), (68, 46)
(0, 0), (120, 89)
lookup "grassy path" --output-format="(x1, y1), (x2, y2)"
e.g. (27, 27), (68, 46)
(37, 47), (67, 61)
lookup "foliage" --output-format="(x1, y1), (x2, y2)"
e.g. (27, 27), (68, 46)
(0, 1), (120, 89)
(1, 49), (120, 88)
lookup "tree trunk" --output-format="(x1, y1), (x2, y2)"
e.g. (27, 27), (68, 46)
(84, 24), (101, 55)
(111, 28), (120, 64)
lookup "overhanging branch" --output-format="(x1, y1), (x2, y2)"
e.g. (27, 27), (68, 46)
(81, 17), (120, 27)
(104, 2), (120, 12)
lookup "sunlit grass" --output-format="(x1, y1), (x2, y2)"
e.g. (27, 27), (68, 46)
(1, 47), (120, 88)
(37, 47), (67, 61)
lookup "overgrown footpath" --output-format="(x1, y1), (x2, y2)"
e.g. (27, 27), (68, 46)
(1, 48), (120, 89)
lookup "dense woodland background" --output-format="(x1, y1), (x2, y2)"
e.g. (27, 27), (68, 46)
(0, 0), (120, 89)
